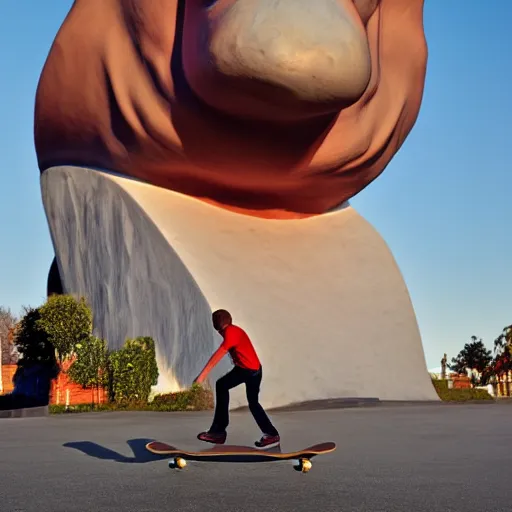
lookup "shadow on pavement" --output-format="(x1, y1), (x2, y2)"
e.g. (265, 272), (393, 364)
(63, 438), (168, 464)
(64, 438), (284, 464)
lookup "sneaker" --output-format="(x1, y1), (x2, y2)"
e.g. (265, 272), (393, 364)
(255, 434), (280, 449)
(197, 431), (227, 444)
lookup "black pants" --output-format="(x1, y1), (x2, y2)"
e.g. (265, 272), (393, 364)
(210, 366), (279, 436)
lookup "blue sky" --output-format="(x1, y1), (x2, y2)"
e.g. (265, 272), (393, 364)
(0, 2), (510, 370)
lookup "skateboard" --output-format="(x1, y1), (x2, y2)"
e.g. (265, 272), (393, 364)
(145, 441), (336, 473)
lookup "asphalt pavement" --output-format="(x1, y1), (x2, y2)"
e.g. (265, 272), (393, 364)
(0, 402), (510, 512)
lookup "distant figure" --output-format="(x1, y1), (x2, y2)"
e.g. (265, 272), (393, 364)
(441, 353), (447, 379)
(194, 309), (280, 448)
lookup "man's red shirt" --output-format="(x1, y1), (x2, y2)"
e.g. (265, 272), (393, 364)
(220, 325), (261, 370)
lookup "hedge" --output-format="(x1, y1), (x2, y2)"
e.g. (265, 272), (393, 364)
(108, 337), (159, 403)
(432, 378), (494, 402)
(50, 384), (214, 414)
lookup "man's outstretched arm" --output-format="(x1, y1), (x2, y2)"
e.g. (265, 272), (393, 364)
(194, 345), (228, 384)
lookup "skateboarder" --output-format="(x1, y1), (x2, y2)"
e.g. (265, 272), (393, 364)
(193, 309), (280, 448)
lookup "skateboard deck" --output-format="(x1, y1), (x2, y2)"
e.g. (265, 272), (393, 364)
(146, 441), (336, 473)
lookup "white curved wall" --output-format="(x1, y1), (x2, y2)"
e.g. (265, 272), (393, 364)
(41, 166), (438, 409)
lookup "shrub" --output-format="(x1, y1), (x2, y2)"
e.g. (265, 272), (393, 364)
(49, 403), (122, 414)
(151, 384), (214, 411)
(432, 379), (448, 393)
(49, 384), (214, 413)
(432, 378), (494, 401)
(67, 335), (109, 400)
(108, 337), (159, 403)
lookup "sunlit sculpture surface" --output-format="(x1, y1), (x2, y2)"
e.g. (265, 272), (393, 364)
(35, 0), (438, 407)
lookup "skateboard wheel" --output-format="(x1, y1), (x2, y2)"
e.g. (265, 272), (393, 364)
(174, 457), (187, 469)
(295, 459), (313, 473)
(292, 458), (312, 473)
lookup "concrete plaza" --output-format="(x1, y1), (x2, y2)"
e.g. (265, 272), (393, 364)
(0, 402), (510, 512)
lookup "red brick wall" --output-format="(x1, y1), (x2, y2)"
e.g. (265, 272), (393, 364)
(49, 359), (107, 405)
(451, 375), (471, 389)
(1, 364), (16, 394)
(50, 370), (107, 405)
(1, 362), (107, 405)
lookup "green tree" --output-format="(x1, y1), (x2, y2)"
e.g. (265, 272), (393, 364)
(449, 336), (492, 385)
(13, 306), (59, 379)
(494, 324), (512, 356)
(109, 337), (159, 403)
(36, 295), (93, 363)
(67, 335), (109, 403)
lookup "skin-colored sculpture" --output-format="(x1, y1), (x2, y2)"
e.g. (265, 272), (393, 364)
(35, 0), (427, 218)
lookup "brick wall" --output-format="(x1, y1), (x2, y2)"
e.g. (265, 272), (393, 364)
(50, 370), (107, 405)
(1, 364), (16, 394)
(451, 375), (471, 389)
(49, 359), (107, 405)
(1, 362), (107, 405)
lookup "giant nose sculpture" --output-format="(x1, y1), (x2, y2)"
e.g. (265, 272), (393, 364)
(184, 0), (371, 119)
(34, 0), (427, 215)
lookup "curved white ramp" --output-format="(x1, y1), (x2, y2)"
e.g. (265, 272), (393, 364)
(41, 166), (438, 409)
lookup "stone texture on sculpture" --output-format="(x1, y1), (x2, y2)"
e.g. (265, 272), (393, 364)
(35, 0), (438, 405)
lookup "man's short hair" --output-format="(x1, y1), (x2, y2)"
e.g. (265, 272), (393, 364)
(212, 309), (232, 329)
